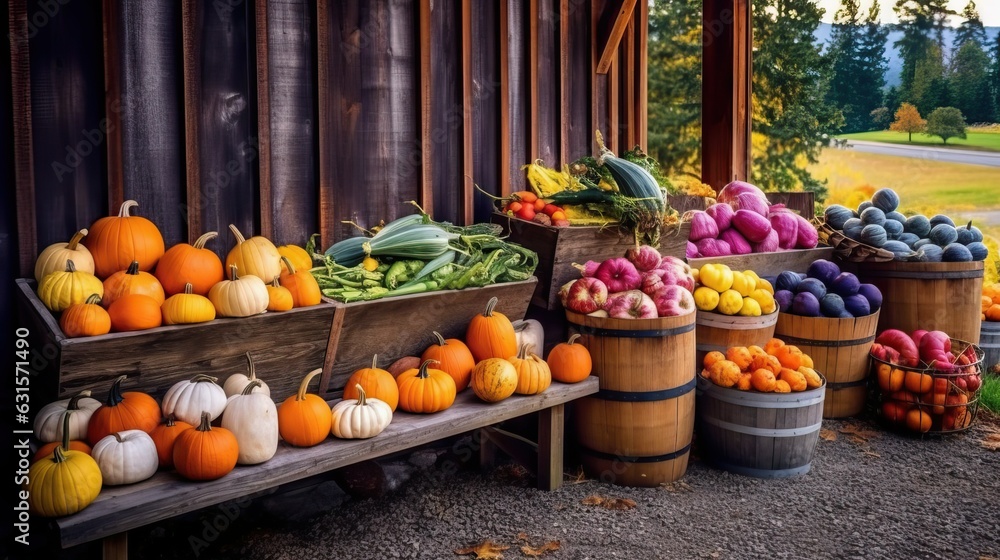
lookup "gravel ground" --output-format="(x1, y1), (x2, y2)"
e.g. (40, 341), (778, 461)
(44, 412), (1000, 560)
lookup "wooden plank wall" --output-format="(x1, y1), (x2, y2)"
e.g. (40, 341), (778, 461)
(5, 0), (647, 279)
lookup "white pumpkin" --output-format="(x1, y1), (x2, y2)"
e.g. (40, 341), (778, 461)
(34, 390), (102, 442)
(91, 430), (158, 485)
(330, 384), (393, 439)
(223, 351), (271, 398)
(34, 228), (95, 282)
(161, 375), (228, 425)
(512, 319), (545, 355)
(221, 381), (278, 464)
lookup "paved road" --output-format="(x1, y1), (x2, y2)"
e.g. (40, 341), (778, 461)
(845, 139), (1000, 168)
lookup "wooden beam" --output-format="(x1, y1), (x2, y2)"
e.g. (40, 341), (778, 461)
(102, 0), (124, 214)
(538, 403), (565, 491)
(255, 0), (273, 240)
(9, 0), (36, 276)
(595, 0), (636, 74)
(180, 0), (202, 241)
(701, 0), (752, 192)
(624, 16), (634, 149)
(499, 0), (511, 195)
(559, 0), (570, 165)
(529, 0), (539, 160)
(607, 56), (618, 153)
(316, 0), (333, 249)
(635, 0), (648, 151)
(419, 0), (434, 211)
(461, 0), (474, 225)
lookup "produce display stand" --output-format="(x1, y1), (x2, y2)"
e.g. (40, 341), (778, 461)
(320, 278), (537, 397)
(686, 246), (835, 278)
(14, 279), (336, 403)
(47, 378), (598, 560)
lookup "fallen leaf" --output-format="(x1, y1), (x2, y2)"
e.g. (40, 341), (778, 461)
(838, 423), (880, 440)
(582, 495), (636, 510)
(565, 467), (589, 484)
(819, 428), (837, 442)
(516, 533), (529, 542)
(581, 495), (605, 506)
(981, 433), (1000, 451)
(521, 541), (561, 557)
(659, 481), (693, 492)
(455, 540), (509, 559)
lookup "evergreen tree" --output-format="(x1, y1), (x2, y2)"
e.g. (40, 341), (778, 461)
(913, 43), (949, 113)
(751, 0), (842, 198)
(646, 0), (702, 179)
(992, 32), (1000, 117)
(884, 85), (902, 113)
(827, 0), (889, 132)
(950, 40), (995, 124)
(893, 0), (954, 101)
(953, 1), (987, 50)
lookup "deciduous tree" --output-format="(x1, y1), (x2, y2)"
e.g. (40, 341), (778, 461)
(889, 102), (927, 141)
(925, 106), (968, 144)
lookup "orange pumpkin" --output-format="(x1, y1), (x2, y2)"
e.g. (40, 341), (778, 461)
(986, 304), (1000, 322)
(173, 412), (239, 481)
(278, 368), (332, 447)
(155, 232), (225, 296)
(59, 294), (111, 337)
(85, 200), (165, 278)
(102, 260), (165, 307)
(278, 256), (321, 307)
(343, 355), (400, 411)
(465, 296), (517, 362)
(396, 360), (456, 414)
(420, 332), (476, 392)
(278, 244), (313, 274)
(546, 334), (592, 383)
(266, 277), (294, 312)
(86, 375), (161, 445)
(149, 415), (194, 468)
(108, 293), (163, 332)
(772, 344), (803, 370)
(508, 343), (552, 395)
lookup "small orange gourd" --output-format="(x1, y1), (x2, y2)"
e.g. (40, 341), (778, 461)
(465, 296), (517, 362)
(87, 375), (161, 445)
(508, 343), (552, 395)
(420, 331), (476, 392)
(173, 412), (239, 481)
(546, 334), (592, 383)
(396, 360), (456, 414)
(154, 231), (225, 296)
(469, 358), (518, 403)
(278, 256), (321, 307)
(102, 260), (166, 307)
(149, 415), (194, 468)
(59, 294), (111, 337)
(278, 368), (332, 447)
(85, 200), (165, 278)
(266, 277), (294, 312)
(343, 355), (399, 411)
(108, 294), (163, 332)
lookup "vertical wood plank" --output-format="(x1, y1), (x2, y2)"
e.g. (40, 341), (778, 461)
(559, 0), (570, 165)
(471, 1), (502, 221)
(565, 0), (591, 161)
(257, 0), (317, 246)
(529, 0), (539, 161)
(607, 56), (618, 153)
(635, 0), (647, 150)
(316, 0), (338, 250)
(535, 0), (559, 166)
(182, 0), (258, 252)
(419, 0), (434, 213)
(499, 0), (511, 196)
(426, 0), (464, 223)
(102, 531), (127, 560)
(104, 0), (187, 248)
(624, 16), (634, 149)
(507, 0), (530, 191)
(538, 404), (565, 491)
(9, 0), (36, 276)
(27, 0), (107, 252)
(591, 0), (608, 154)
(461, 0), (474, 225)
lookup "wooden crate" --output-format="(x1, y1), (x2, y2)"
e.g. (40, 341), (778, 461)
(491, 214), (691, 310)
(765, 191), (815, 219)
(14, 279), (336, 404)
(687, 246), (834, 278)
(320, 278), (537, 397)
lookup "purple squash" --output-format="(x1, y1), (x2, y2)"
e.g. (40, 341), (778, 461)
(830, 272), (861, 297)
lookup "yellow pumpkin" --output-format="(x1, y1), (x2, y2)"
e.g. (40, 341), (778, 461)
(266, 277), (294, 312)
(508, 343), (552, 395)
(38, 259), (105, 312)
(224, 224), (281, 283)
(209, 265), (269, 317)
(278, 244), (313, 274)
(469, 358), (518, 403)
(26, 444), (103, 517)
(161, 283), (217, 325)
(34, 228), (95, 282)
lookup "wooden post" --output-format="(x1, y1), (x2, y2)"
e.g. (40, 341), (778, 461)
(701, 0), (752, 193)
(103, 532), (127, 560)
(537, 403), (564, 490)
(9, 0), (37, 277)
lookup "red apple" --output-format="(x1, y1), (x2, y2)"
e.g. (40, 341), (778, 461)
(652, 285), (696, 317)
(566, 277), (608, 314)
(604, 290), (658, 319)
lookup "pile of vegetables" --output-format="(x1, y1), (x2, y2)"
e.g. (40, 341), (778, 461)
(700, 338), (824, 393)
(519, 132), (678, 245)
(983, 283), (1000, 322)
(311, 205), (538, 302)
(773, 259), (882, 319)
(693, 264), (776, 317)
(558, 245), (696, 318)
(498, 189), (570, 226)
(34, 200), (323, 338)
(871, 328), (983, 433)
(686, 181), (819, 258)
(823, 187), (989, 263)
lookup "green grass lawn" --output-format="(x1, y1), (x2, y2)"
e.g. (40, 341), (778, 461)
(838, 130), (1000, 152)
(980, 376), (1000, 414)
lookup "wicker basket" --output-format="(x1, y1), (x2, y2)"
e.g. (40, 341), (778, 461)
(812, 217), (894, 263)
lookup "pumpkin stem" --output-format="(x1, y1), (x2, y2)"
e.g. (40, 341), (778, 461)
(517, 342), (533, 359)
(271, 276), (282, 288)
(59, 409), (74, 451)
(105, 375), (128, 407)
(244, 351), (257, 381)
(190, 374), (219, 384)
(371, 354), (379, 369)
(241, 380), (262, 395)
(118, 200), (139, 217)
(112, 432), (125, 443)
(280, 255), (296, 275)
(228, 264), (240, 281)
(183, 283), (195, 295)
(432, 331), (447, 346)
(567, 333), (582, 345)
(483, 296), (499, 317)
(65, 259), (77, 273)
(418, 359), (439, 379)
(85, 294), (103, 305)
(164, 414), (177, 428)
(193, 231), (218, 250)
(52, 445), (68, 464)
(66, 228), (88, 251)
(296, 368), (323, 401)
(355, 383), (367, 406)
(196, 411), (213, 432)
(67, 390), (93, 410)
(125, 260), (140, 275)
(229, 224), (247, 245)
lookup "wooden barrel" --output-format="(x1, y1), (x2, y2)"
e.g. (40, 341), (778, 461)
(567, 309), (696, 487)
(981, 321), (1000, 373)
(852, 261), (984, 344)
(774, 311), (880, 418)
(695, 311), (778, 371)
(696, 376), (826, 478)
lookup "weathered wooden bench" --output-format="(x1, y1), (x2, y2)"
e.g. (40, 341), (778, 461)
(50, 378), (598, 560)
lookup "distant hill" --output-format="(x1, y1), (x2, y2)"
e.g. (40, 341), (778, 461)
(813, 23), (1000, 88)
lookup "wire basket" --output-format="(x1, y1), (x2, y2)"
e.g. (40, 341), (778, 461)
(812, 217), (895, 263)
(868, 338), (984, 434)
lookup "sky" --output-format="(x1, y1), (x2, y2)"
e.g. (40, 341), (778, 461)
(816, 0), (1000, 26)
